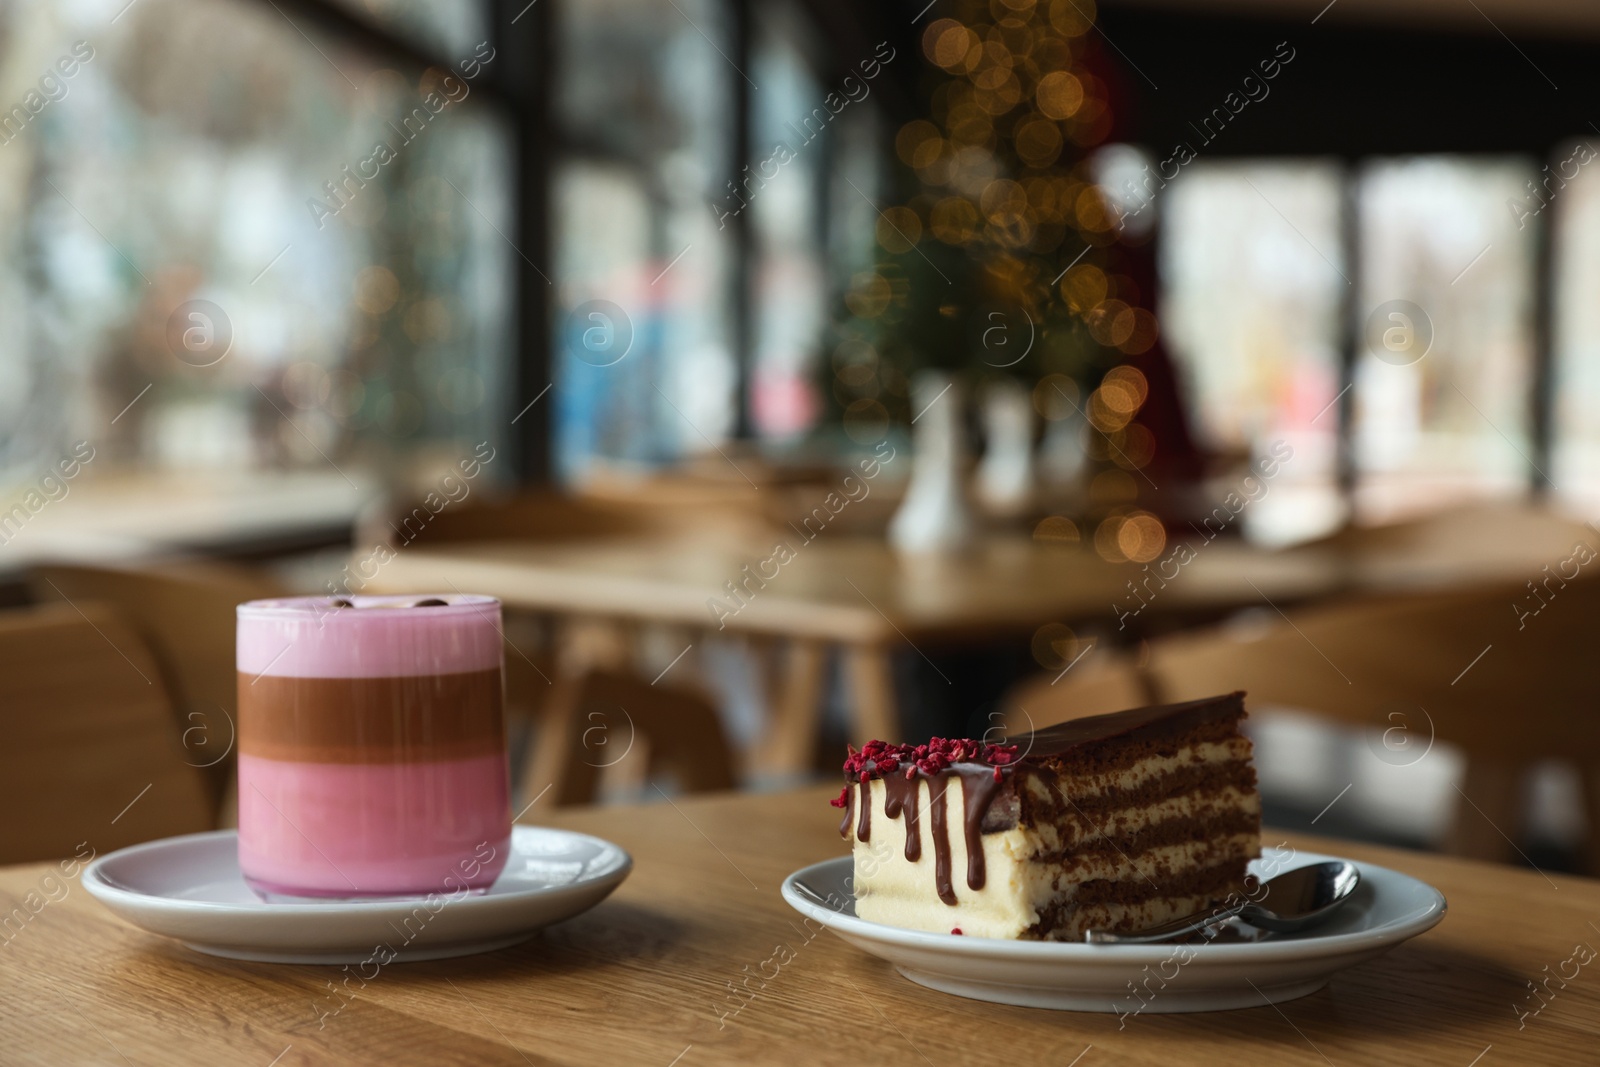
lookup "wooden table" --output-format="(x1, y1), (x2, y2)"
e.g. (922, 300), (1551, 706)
(371, 533), (1342, 775)
(0, 468), (372, 577)
(3, 786), (1594, 1065)
(369, 501), (1599, 775)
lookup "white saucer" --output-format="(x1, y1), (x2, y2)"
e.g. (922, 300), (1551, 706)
(84, 826), (632, 964)
(781, 848), (1445, 1013)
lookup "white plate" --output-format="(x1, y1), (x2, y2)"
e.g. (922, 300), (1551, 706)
(781, 848), (1445, 1013)
(84, 826), (631, 964)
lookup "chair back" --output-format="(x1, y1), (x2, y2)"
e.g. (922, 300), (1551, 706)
(528, 667), (736, 807)
(29, 560), (283, 808)
(1143, 576), (1600, 763)
(0, 603), (214, 865)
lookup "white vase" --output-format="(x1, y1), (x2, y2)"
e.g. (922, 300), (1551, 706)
(1038, 405), (1087, 488)
(888, 372), (976, 554)
(975, 378), (1034, 517)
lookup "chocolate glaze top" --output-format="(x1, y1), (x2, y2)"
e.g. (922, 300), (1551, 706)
(1010, 691), (1246, 759)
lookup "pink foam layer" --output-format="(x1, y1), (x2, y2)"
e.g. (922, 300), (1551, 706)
(237, 595), (502, 678)
(238, 752), (511, 896)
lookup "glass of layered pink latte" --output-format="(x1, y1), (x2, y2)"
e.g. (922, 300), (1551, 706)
(236, 595), (511, 898)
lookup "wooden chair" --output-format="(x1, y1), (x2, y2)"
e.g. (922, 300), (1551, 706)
(1004, 572), (1600, 868)
(28, 560), (285, 823)
(0, 603), (214, 865)
(525, 667), (736, 807)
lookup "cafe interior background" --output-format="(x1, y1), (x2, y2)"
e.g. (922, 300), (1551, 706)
(5, 0), (1600, 876)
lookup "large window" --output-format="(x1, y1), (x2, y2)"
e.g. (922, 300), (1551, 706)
(0, 0), (513, 488)
(0, 0), (891, 497)
(1353, 157), (1536, 519)
(552, 0), (737, 480)
(1158, 152), (1563, 541)
(1161, 159), (1345, 543)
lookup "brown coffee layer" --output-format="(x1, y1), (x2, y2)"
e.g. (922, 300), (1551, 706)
(238, 669), (504, 763)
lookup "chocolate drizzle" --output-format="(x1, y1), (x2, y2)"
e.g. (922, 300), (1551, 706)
(926, 775), (957, 905)
(954, 765), (1004, 892)
(882, 774), (923, 861)
(844, 767), (1006, 904)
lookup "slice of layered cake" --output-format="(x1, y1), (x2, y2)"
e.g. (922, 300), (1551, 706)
(832, 692), (1260, 940)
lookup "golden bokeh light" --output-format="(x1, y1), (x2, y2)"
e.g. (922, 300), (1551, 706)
(1074, 185), (1115, 232)
(1014, 117), (1064, 168)
(973, 72), (1023, 114)
(947, 105), (995, 149)
(1032, 373), (1079, 420)
(927, 20), (981, 72)
(1030, 622), (1078, 668)
(1117, 511), (1166, 563)
(1110, 422), (1156, 469)
(977, 39), (1014, 73)
(876, 206), (923, 253)
(1118, 308), (1160, 354)
(1087, 298), (1132, 346)
(1060, 262), (1106, 312)
(1093, 513), (1127, 561)
(844, 272), (891, 318)
(1098, 377), (1141, 415)
(1047, 0), (1096, 36)
(994, 17), (1035, 57)
(1088, 386), (1133, 432)
(1033, 514), (1081, 543)
(1104, 364), (1149, 406)
(895, 120), (942, 166)
(979, 178), (1027, 223)
(930, 196), (980, 244)
(1035, 70), (1084, 120)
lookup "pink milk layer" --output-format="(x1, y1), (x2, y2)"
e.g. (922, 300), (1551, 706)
(238, 753), (511, 897)
(237, 595), (510, 897)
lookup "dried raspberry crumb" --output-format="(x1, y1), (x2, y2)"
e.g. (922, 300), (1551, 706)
(839, 736), (1020, 783)
(829, 786), (849, 809)
(951, 928), (963, 936)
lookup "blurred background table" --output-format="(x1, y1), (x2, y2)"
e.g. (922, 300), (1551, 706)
(0, 470), (371, 593)
(1, 786), (1592, 1066)
(370, 500), (1599, 776)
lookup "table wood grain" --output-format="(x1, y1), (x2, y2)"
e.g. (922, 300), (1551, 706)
(2, 787), (1596, 1066)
